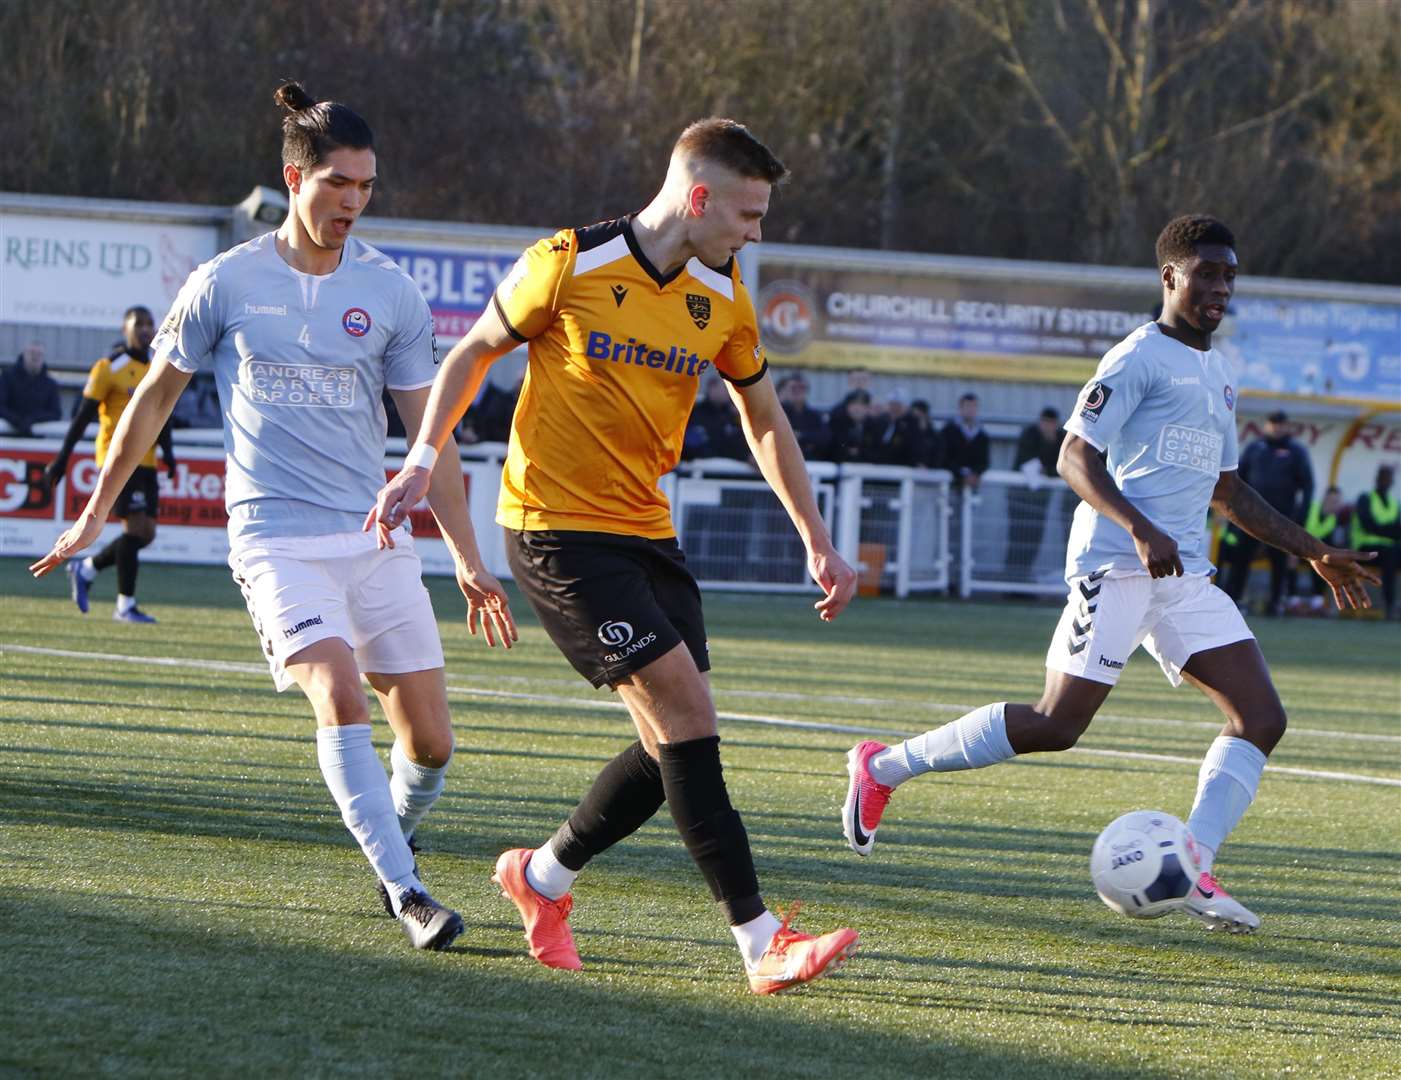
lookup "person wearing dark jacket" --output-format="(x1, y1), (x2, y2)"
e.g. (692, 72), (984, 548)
(0, 343), (62, 436)
(1219, 411), (1314, 612)
(883, 398), (940, 467)
(941, 392), (988, 595)
(1351, 464), (1399, 619)
(684, 376), (748, 460)
(941, 392), (989, 490)
(1004, 407), (1066, 578)
(824, 389), (885, 463)
(777, 373), (828, 460)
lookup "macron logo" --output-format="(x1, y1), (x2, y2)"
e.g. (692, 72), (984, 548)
(586, 331), (711, 378)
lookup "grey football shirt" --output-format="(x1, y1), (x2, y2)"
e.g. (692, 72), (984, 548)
(152, 232), (437, 544)
(1063, 322), (1239, 579)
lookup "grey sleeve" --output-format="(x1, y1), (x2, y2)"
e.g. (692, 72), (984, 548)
(152, 264), (223, 373)
(383, 281), (438, 391)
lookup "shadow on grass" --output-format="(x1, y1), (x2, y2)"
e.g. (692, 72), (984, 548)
(0, 890), (1188, 1080)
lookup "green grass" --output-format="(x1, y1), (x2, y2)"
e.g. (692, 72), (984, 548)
(2, 556), (1399, 1079)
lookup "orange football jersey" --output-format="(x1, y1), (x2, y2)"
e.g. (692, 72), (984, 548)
(492, 216), (767, 538)
(82, 351), (158, 468)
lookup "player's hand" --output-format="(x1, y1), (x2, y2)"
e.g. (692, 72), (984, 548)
(29, 510), (104, 578)
(455, 562), (518, 648)
(808, 543), (857, 622)
(363, 466), (433, 550)
(41, 459), (65, 493)
(1131, 522), (1183, 578)
(1309, 548), (1379, 611)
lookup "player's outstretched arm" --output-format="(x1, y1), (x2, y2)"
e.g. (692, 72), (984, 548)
(1210, 470), (1379, 610)
(29, 359), (191, 578)
(730, 375), (856, 621)
(1059, 434), (1184, 577)
(366, 303), (519, 537)
(388, 386), (517, 649)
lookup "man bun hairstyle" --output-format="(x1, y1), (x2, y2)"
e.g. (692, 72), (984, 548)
(675, 118), (788, 184)
(1156, 214), (1236, 270)
(274, 81), (374, 171)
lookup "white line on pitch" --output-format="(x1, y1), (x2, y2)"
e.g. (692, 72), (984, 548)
(6, 642), (1399, 788)
(434, 682), (1401, 788)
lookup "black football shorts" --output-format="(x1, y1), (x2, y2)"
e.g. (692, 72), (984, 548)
(505, 528), (709, 689)
(113, 465), (160, 519)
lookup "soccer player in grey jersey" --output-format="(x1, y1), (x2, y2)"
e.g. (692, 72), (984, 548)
(839, 216), (1379, 933)
(32, 82), (516, 951)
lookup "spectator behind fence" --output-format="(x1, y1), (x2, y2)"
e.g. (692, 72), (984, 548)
(0, 343), (62, 437)
(683, 376), (747, 460)
(825, 389), (885, 463)
(170, 370), (222, 429)
(1004, 407), (1066, 577)
(941, 392), (989, 490)
(840, 367), (872, 405)
(1219, 410), (1313, 614)
(883, 396), (940, 467)
(1296, 486), (1351, 611)
(778, 373), (828, 460)
(1351, 463), (1399, 619)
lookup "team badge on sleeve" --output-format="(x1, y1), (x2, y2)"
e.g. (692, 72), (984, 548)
(1079, 382), (1113, 422)
(497, 254), (530, 303)
(1223, 385), (1234, 411)
(342, 308), (371, 337)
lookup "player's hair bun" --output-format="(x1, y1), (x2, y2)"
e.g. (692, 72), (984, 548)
(274, 81), (316, 113)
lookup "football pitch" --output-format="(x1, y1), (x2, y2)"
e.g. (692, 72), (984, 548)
(2, 557), (1398, 1079)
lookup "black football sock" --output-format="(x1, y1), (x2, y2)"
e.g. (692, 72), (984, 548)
(658, 735), (764, 926)
(551, 740), (664, 871)
(115, 533), (147, 597)
(92, 537), (122, 572)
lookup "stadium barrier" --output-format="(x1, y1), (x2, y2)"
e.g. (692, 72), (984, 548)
(5, 435), (1078, 598)
(958, 470), (1076, 597)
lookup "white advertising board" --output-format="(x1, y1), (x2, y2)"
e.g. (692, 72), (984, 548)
(0, 212), (220, 328)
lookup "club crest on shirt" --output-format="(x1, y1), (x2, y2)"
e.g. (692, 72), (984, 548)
(686, 293), (711, 330)
(1079, 382), (1113, 422)
(1223, 384), (1234, 411)
(342, 308), (371, 337)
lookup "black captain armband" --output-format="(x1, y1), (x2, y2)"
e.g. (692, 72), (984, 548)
(492, 294), (528, 344)
(717, 360), (769, 388)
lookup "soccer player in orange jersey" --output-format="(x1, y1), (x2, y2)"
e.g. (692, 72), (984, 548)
(369, 119), (860, 993)
(44, 306), (176, 623)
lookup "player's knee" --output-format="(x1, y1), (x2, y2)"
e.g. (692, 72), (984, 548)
(410, 732), (454, 769)
(127, 518), (155, 544)
(1035, 705), (1094, 751)
(312, 680), (371, 727)
(1243, 705), (1287, 753)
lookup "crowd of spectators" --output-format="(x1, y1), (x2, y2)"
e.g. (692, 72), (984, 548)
(5, 344), (1396, 617)
(683, 370), (995, 480)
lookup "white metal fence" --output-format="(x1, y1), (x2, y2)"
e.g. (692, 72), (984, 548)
(3, 432), (1078, 598)
(667, 461), (1071, 598)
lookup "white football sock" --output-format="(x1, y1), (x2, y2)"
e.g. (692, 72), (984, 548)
(316, 724), (421, 914)
(524, 841), (578, 900)
(116, 594), (136, 614)
(732, 909), (782, 968)
(1187, 736), (1267, 874)
(389, 739), (450, 840)
(869, 703), (1014, 788)
(79, 557), (97, 582)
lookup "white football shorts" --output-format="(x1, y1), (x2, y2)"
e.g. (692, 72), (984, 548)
(229, 529), (445, 692)
(1045, 570), (1253, 687)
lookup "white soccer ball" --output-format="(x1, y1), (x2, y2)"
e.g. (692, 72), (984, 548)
(1090, 810), (1201, 919)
